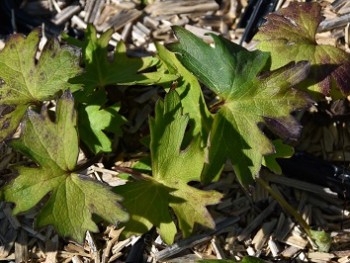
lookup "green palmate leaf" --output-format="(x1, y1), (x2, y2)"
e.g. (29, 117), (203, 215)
(78, 90), (126, 153)
(69, 25), (177, 95)
(0, 30), (81, 141)
(2, 92), (128, 243)
(254, 2), (350, 98)
(262, 139), (294, 174)
(115, 177), (176, 244)
(169, 26), (312, 186)
(156, 43), (212, 142)
(116, 91), (222, 244)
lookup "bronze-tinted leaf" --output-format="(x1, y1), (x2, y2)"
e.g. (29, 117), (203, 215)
(0, 30), (81, 141)
(254, 2), (350, 97)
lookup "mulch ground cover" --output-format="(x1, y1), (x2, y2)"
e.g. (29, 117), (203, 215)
(1, 0), (350, 262)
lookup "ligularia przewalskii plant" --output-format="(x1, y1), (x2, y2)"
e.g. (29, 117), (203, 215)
(0, 2), (346, 253)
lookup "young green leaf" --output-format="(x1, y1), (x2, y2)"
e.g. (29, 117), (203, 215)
(310, 230), (331, 252)
(2, 92), (128, 243)
(254, 2), (350, 98)
(116, 90), (222, 244)
(156, 43), (212, 142)
(262, 139), (294, 175)
(168, 26), (312, 186)
(78, 90), (126, 153)
(68, 25), (177, 95)
(0, 30), (81, 141)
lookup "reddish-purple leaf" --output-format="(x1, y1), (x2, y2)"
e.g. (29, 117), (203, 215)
(254, 2), (350, 97)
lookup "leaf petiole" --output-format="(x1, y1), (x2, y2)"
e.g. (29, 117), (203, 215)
(209, 100), (225, 113)
(256, 175), (311, 236)
(71, 152), (104, 173)
(113, 165), (151, 181)
(257, 173), (331, 252)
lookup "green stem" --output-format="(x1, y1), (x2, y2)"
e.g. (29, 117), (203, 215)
(113, 165), (151, 181)
(256, 176), (312, 237)
(71, 152), (103, 173)
(209, 100), (225, 113)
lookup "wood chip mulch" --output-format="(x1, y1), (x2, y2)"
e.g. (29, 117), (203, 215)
(1, 0), (350, 262)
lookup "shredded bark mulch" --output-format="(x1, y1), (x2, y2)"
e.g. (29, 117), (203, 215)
(1, 0), (350, 262)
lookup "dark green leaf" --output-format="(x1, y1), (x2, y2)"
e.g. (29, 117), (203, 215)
(156, 43), (212, 143)
(169, 27), (312, 186)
